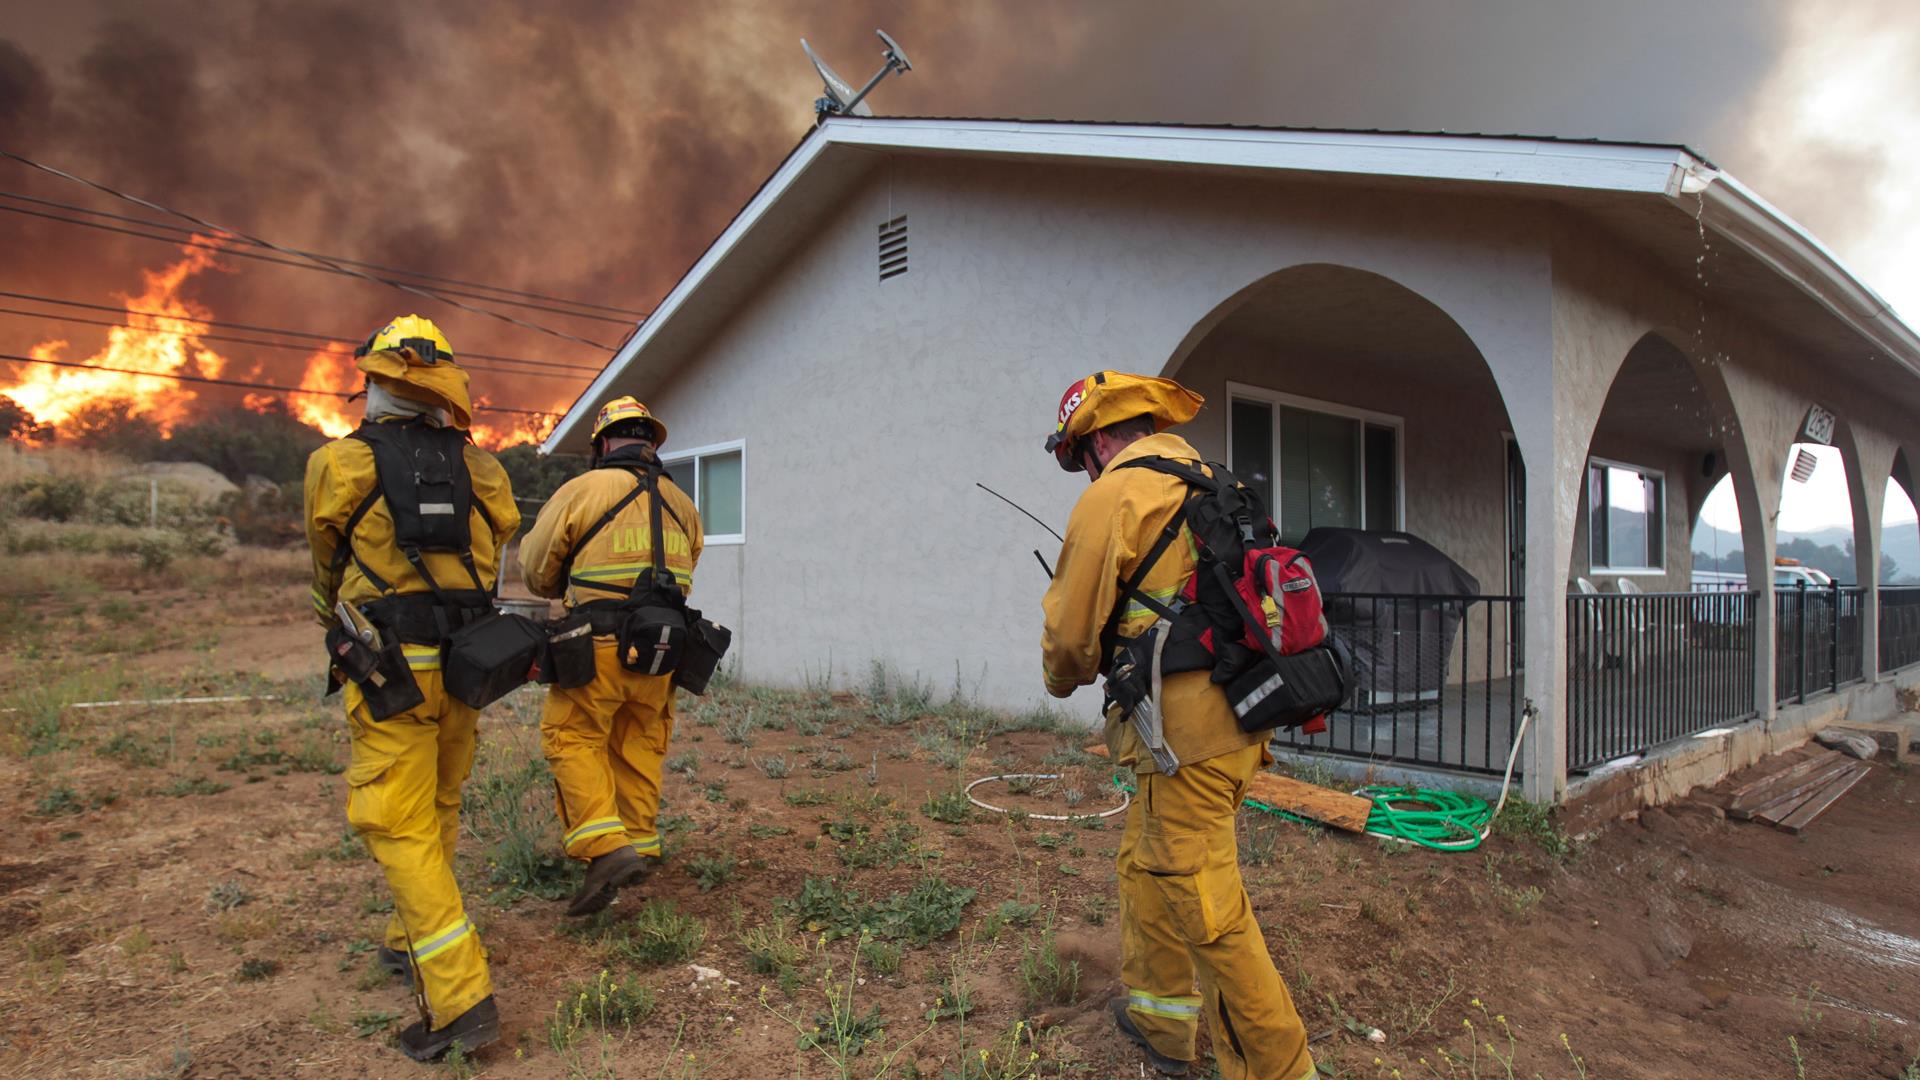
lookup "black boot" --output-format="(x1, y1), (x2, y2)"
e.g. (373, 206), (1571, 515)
(376, 945), (413, 980)
(397, 995), (500, 1062)
(1110, 998), (1193, 1077)
(564, 846), (650, 918)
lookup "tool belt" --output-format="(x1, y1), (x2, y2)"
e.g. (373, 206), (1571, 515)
(361, 591), (494, 645)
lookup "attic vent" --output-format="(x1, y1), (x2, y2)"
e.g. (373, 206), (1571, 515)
(878, 215), (909, 281)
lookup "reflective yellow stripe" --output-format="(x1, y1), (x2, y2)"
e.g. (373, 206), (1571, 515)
(565, 817), (625, 846)
(1123, 582), (1183, 621)
(402, 644), (441, 671)
(410, 917), (475, 962)
(1128, 990), (1202, 1019)
(571, 561), (693, 586)
(629, 834), (660, 855)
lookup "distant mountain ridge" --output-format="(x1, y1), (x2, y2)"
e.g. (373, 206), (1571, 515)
(1693, 521), (1920, 583)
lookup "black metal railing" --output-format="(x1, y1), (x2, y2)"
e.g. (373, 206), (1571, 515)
(1566, 591), (1757, 772)
(1274, 593), (1523, 776)
(1775, 584), (1866, 703)
(1880, 585), (1920, 673)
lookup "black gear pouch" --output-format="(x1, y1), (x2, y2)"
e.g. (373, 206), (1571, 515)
(444, 612), (547, 709)
(616, 603), (688, 677)
(673, 614), (732, 695)
(325, 625), (425, 720)
(1223, 640), (1351, 733)
(541, 612), (598, 689)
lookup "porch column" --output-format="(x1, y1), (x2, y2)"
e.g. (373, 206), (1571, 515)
(1844, 427), (1899, 682)
(1509, 394), (1575, 803)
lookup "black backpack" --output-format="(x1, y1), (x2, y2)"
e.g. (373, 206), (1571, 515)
(1103, 456), (1351, 734)
(339, 418), (493, 605)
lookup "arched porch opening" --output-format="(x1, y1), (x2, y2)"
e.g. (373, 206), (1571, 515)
(1770, 419), (1871, 700)
(1566, 331), (1759, 770)
(1164, 263), (1524, 777)
(1880, 448), (1920, 673)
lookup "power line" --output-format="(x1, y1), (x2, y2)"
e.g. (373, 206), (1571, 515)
(0, 306), (594, 383)
(0, 189), (648, 318)
(0, 290), (603, 371)
(0, 202), (637, 326)
(0, 351), (561, 418)
(0, 148), (624, 351)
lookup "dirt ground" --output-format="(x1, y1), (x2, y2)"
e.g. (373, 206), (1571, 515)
(1, 548), (1917, 1080)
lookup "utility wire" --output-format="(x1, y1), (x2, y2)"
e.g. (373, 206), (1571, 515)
(0, 308), (588, 383)
(0, 307), (591, 382)
(0, 202), (636, 326)
(0, 189), (647, 317)
(0, 148), (624, 350)
(0, 351), (560, 418)
(0, 290), (602, 371)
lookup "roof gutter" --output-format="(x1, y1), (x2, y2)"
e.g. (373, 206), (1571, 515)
(1675, 159), (1920, 380)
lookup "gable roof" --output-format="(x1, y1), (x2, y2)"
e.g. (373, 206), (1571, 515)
(543, 117), (1919, 452)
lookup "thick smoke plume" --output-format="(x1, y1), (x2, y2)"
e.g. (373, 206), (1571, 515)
(1, 0), (1906, 437)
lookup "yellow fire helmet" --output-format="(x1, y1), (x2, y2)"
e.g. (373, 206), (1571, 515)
(1044, 370), (1204, 472)
(591, 395), (667, 448)
(355, 313), (454, 364)
(353, 314), (472, 430)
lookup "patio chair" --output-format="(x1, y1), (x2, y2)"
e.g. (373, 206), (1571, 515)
(1571, 577), (1630, 672)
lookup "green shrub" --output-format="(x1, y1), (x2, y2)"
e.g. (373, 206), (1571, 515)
(777, 874), (975, 947)
(922, 789), (973, 825)
(7, 475), (89, 522)
(465, 753), (577, 903)
(547, 969), (654, 1052)
(1017, 927), (1082, 1007)
(613, 900), (706, 967)
(686, 851), (738, 892)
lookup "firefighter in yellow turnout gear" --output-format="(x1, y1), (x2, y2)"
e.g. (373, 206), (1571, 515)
(519, 397), (703, 917)
(1040, 372), (1315, 1080)
(304, 315), (518, 1062)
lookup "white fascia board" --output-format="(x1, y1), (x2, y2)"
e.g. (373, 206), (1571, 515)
(823, 118), (1694, 194)
(1686, 169), (1920, 380)
(541, 131), (836, 453)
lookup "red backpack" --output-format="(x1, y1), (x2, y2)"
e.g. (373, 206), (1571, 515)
(1102, 457), (1349, 734)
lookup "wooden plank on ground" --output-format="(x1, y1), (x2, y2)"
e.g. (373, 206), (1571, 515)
(1730, 758), (1858, 821)
(1244, 772), (1374, 833)
(1728, 750), (1844, 816)
(1766, 764), (1871, 834)
(1728, 749), (1843, 814)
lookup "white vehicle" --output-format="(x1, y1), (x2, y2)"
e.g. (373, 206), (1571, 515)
(1772, 562), (1834, 589)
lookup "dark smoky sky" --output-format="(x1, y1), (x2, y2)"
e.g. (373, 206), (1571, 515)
(0, 0), (1902, 425)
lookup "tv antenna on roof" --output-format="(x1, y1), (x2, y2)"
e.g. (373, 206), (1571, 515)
(802, 30), (913, 122)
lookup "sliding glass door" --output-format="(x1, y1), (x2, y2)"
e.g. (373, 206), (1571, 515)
(1227, 386), (1400, 545)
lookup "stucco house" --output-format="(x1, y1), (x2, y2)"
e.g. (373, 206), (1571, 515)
(543, 118), (1920, 805)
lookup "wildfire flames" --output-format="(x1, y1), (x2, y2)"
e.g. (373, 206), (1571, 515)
(2, 242), (559, 449)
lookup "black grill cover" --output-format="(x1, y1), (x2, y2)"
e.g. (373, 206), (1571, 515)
(1297, 528), (1480, 704)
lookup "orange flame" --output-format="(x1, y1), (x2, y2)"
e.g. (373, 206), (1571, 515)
(4, 242), (567, 450)
(5, 242), (227, 431)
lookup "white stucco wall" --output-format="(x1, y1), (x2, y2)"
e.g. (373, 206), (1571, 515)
(647, 156), (1553, 718)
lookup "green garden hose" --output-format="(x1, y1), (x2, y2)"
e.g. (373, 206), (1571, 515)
(1122, 703), (1536, 854)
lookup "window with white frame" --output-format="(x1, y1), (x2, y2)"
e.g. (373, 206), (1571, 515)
(1587, 459), (1663, 571)
(1226, 385), (1401, 546)
(661, 440), (745, 543)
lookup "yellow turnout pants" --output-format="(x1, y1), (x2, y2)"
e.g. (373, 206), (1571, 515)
(540, 641), (674, 862)
(1118, 741), (1315, 1080)
(343, 669), (492, 1028)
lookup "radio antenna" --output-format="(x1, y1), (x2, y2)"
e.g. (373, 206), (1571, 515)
(803, 30), (914, 122)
